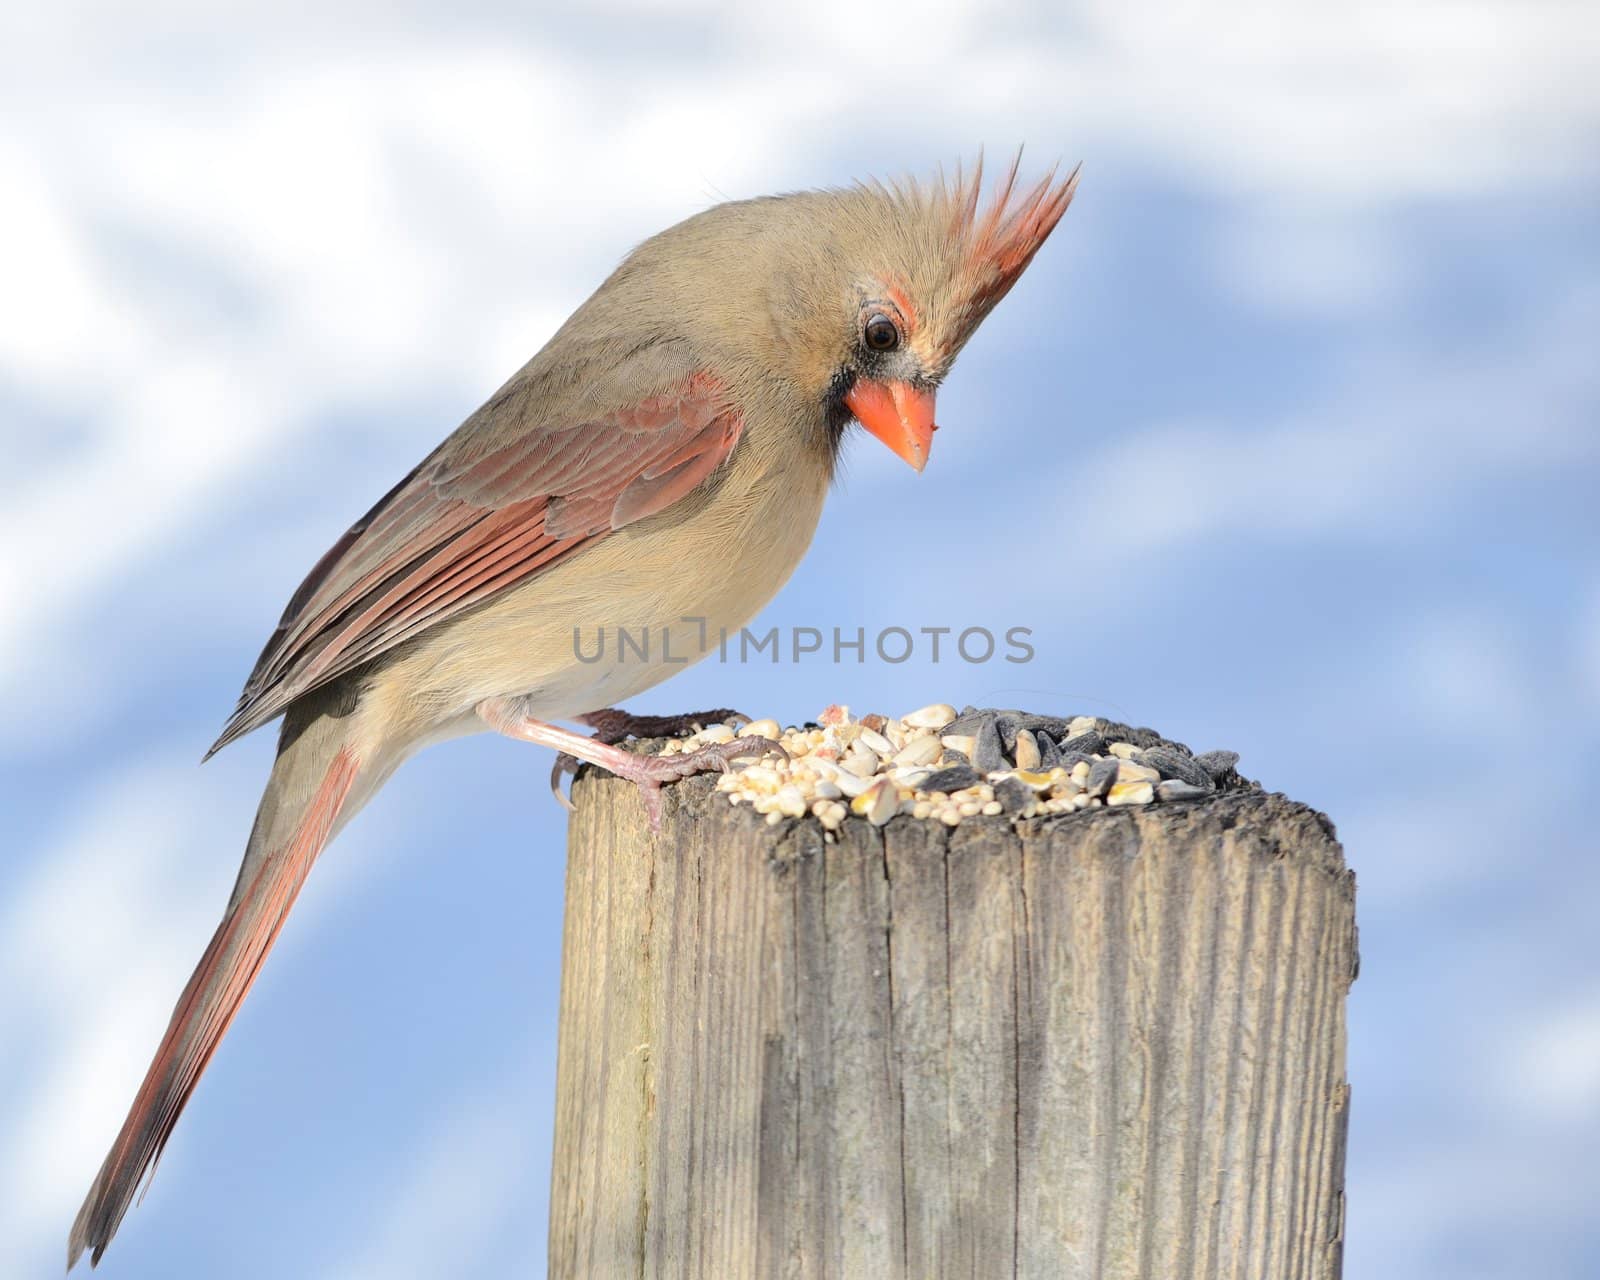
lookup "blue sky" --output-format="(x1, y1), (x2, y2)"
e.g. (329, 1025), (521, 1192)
(2, 3), (1598, 1276)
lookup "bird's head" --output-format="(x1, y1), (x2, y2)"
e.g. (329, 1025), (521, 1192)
(752, 156), (1080, 472)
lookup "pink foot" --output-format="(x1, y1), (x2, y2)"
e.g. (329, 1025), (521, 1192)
(478, 697), (784, 830)
(605, 738), (786, 828)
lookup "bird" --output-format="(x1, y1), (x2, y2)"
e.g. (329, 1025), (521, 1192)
(67, 154), (1078, 1268)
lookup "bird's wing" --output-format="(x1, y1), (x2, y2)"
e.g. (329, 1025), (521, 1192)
(209, 352), (743, 754)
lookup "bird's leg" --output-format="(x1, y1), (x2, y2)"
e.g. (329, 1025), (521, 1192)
(477, 697), (783, 831)
(576, 706), (752, 745)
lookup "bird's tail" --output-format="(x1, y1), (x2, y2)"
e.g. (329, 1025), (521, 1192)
(68, 700), (370, 1270)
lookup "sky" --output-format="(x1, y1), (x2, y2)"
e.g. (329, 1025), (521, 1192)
(2, 2), (1598, 1276)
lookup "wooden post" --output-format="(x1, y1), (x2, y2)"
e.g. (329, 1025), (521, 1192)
(548, 763), (1357, 1280)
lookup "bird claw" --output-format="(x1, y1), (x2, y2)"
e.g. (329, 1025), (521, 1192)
(615, 736), (786, 832)
(542, 713), (784, 829)
(548, 753), (580, 812)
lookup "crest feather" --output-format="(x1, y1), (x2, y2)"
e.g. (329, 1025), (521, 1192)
(944, 150), (1080, 342)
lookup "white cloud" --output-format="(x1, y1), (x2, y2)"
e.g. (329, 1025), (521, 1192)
(3, 2), (1596, 707)
(1053, 1), (1600, 200)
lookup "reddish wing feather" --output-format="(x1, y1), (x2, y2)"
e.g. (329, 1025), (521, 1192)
(211, 371), (742, 753)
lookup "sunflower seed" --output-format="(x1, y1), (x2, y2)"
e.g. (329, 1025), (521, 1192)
(831, 770), (877, 798)
(1195, 750), (1241, 779)
(922, 764), (983, 793)
(994, 714), (1023, 752)
(1013, 729), (1042, 771)
(1096, 721), (1169, 750)
(891, 766), (933, 789)
(1115, 760), (1161, 785)
(850, 779), (898, 826)
(858, 727), (894, 756)
(892, 735), (942, 767)
(994, 776), (1033, 813)
(1141, 748), (1215, 790)
(939, 733), (977, 760)
(940, 710), (995, 738)
(1035, 732), (1062, 769)
(1086, 757), (1119, 798)
(840, 749), (879, 779)
(1107, 780), (1155, 806)
(973, 716), (1007, 772)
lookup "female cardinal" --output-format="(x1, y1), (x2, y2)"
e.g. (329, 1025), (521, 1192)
(68, 157), (1077, 1267)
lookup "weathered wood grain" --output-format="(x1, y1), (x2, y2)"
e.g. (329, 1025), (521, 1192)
(548, 771), (1356, 1280)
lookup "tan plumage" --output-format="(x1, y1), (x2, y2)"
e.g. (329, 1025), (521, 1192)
(69, 155), (1077, 1268)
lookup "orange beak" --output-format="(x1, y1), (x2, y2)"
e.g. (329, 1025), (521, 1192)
(844, 379), (937, 472)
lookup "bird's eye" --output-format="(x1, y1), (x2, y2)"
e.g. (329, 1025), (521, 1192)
(863, 312), (900, 352)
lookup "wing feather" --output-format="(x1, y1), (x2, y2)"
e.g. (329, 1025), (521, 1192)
(209, 364), (742, 755)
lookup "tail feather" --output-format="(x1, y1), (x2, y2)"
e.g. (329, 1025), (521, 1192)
(68, 727), (362, 1270)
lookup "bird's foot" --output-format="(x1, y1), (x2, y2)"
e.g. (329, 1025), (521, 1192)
(478, 698), (782, 831)
(601, 737), (787, 829)
(575, 706), (751, 745)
